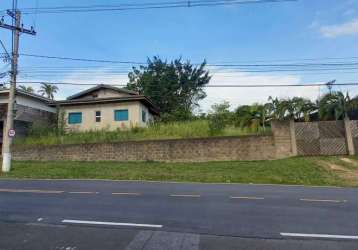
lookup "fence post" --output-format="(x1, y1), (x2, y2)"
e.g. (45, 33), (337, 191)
(344, 117), (355, 155)
(289, 120), (298, 156)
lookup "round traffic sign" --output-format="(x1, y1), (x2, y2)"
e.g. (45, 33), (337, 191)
(8, 129), (16, 137)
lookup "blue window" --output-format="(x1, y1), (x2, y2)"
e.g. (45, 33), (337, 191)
(68, 112), (82, 124)
(114, 109), (129, 121)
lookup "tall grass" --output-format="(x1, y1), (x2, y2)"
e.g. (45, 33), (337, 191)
(14, 120), (271, 146)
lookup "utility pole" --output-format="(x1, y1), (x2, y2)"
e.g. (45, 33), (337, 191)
(0, 8), (36, 172)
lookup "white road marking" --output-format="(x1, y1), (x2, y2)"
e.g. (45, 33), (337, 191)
(300, 198), (347, 203)
(68, 191), (99, 194)
(62, 219), (163, 228)
(112, 192), (141, 196)
(0, 188), (64, 194)
(280, 232), (358, 240)
(170, 194), (201, 198)
(230, 196), (265, 200)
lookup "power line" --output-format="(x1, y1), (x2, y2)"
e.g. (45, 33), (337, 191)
(7, 53), (358, 65)
(12, 0), (296, 15)
(14, 80), (358, 88)
(17, 53), (358, 69)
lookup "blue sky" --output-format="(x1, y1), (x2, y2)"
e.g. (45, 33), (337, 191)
(1, 0), (358, 111)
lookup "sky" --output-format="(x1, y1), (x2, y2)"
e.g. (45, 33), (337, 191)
(1, 0), (358, 112)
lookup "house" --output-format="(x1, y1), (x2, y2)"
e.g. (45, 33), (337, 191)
(0, 88), (56, 148)
(51, 84), (159, 132)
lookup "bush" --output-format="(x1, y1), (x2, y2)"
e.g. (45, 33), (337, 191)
(208, 114), (225, 135)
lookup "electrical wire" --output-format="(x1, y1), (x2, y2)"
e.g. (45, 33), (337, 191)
(13, 80), (358, 88)
(13, 0), (296, 15)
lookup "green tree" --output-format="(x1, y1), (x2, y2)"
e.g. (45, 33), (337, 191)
(38, 83), (58, 100)
(127, 56), (211, 121)
(207, 102), (232, 135)
(267, 96), (291, 120)
(291, 97), (317, 122)
(319, 91), (351, 120)
(18, 85), (34, 93)
(234, 104), (263, 132)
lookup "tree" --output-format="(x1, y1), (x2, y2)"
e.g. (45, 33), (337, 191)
(38, 83), (58, 100)
(266, 97), (317, 122)
(18, 85), (34, 93)
(267, 96), (291, 120)
(127, 56), (211, 121)
(291, 97), (317, 122)
(207, 102), (232, 135)
(235, 104), (263, 132)
(319, 91), (351, 120)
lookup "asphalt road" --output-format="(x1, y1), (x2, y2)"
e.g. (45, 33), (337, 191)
(0, 179), (358, 249)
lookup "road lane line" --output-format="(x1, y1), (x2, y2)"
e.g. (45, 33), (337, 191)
(68, 191), (99, 194)
(112, 192), (141, 196)
(62, 219), (162, 228)
(280, 233), (358, 240)
(300, 198), (347, 203)
(0, 188), (64, 194)
(230, 196), (265, 200)
(170, 194), (201, 198)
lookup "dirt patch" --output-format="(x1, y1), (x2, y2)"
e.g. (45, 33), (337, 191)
(317, 159), (358, 186)
(316, 160), (348, 172)
(340, 157), (358, 167)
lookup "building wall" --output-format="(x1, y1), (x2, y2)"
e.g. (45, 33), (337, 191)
(0, 94), (55, 113)
(62, 101), (153, 132)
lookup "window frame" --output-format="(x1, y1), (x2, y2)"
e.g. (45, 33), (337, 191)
(68, 112), (82, 124)
(114, 109), (129, 121)
(95, 110), (101, 123)
(142, 110), (147, 123)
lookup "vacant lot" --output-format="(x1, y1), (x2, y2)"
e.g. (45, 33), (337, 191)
(14, 120), (269, 146)
(1, 156), (358, 187)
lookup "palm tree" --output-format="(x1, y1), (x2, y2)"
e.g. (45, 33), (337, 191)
(235, 104), (263, 132)
(38, 83), (58, 100)
(291, 97), (317, 121)
(267, 96), (291, 120)
(319, 91), (351, 120)
(18, 85), (34, 93)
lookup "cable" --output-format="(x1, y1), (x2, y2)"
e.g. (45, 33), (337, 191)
(14, 81), (358, 88)
(15, 0), (296, 15)
(19, 53), (358, 68)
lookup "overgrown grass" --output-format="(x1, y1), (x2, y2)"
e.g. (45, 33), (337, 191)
(0, 157), (348, 187)
(15, 120), (270, 146)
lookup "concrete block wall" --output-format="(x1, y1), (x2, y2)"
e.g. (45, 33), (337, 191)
(13, 135), (281, 162)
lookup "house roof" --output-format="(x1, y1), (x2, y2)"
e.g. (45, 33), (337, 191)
(0, 88), (53, 103)
(66, 84), (138, 100)
(52, 95), (160, 115)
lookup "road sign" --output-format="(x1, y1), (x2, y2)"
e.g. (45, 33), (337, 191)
(8, 129), (15, 137)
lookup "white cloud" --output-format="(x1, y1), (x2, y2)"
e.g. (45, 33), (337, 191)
(199, 69), (321, 112)
(320, 19), (358, 38)
(25, 68), (322, 113)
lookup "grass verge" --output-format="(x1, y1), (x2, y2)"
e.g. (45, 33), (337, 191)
(1, 156), (356, 187)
